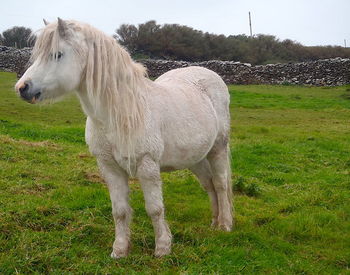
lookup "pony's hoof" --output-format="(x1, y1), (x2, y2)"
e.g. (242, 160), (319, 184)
(211, 219), (218, 228)
(154, 241), (171, 257)
(218, 223), (232, 232)
(110, 249), (128, 259)
(154, 245), (171, 257)
(111, 240), (130, 259)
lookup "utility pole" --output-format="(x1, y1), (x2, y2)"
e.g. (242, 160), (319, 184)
(345, 39), (347, 48)
(249, 11), (253, 37)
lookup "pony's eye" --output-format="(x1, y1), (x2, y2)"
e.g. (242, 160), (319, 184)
(56, 51), (63, 59)
(51, 51), (63, 60)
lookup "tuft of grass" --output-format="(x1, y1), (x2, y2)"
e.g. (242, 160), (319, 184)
(340, 86), (350, 100)
(0, 72), (350, 273)
(233, 176), (262, 197)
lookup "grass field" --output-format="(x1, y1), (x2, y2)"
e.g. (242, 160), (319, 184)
(0, 71), (349, 274)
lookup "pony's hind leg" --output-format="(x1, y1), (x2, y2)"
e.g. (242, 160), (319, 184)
(97, 159), (131, 258)
(190, 159), (219, 227)
(207, 140), (233, 231)
(136, 155), (172, 257)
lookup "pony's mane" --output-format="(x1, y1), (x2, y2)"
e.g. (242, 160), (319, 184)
(32, 21), (148, 168)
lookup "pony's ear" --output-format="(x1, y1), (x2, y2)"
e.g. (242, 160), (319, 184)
(43, 19), (49, 26)
(57, 17), (68, 37)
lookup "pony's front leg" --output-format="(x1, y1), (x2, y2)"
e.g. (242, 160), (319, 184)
(97, 159), (131, 258)
(137, 155), (172, 257)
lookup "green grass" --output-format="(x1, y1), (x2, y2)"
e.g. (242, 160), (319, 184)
(0, 71), (349, 274)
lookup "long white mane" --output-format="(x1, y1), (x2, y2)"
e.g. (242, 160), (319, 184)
(32, 21), (148, 159)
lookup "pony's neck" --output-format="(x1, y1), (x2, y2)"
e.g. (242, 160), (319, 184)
(75, 32), (150, 153)
(75, 62), (149, 129)
(75, 87), (103, 124)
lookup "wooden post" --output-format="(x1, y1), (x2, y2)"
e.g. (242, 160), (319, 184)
(249, 12), (253, 37)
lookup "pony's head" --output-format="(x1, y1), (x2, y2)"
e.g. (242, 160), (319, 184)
(15, 18), (147, 168)
(15, 18), (88, 103)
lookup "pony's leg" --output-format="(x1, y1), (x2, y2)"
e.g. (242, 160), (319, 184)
(98, 159), (131, 258)
(136, 155), (172, 257)
(207, 141), (233, 232)
(190, 159), (219, 227)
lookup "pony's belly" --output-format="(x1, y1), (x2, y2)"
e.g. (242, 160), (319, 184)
(158, 99), (218, 170)
(160, 151), (208, 171)
(160, 132), (217, 170)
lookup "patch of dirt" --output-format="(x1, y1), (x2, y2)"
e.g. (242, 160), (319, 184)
(1, 136), (61, 149)
(78, 153), (92, 159)
(84, 171), (104, 183)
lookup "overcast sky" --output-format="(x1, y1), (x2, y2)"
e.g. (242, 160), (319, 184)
(1, 0), (349, 47)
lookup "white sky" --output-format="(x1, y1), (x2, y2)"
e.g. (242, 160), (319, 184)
(1, 0), (349, 46)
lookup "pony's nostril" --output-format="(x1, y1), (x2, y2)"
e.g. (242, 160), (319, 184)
(19, 83), (29, 94)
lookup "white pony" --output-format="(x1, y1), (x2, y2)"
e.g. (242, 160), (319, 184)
(15, 18), (233, 258)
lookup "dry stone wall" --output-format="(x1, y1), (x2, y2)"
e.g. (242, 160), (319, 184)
(141, 58), (350, 86)
(1, 46), (349, 86)
(0, 46), (32, 77)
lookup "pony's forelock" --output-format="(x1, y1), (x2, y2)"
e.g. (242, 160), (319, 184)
(31, 22), (84, 64)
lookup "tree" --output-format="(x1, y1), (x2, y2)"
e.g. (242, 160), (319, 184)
(136, 20), (161, 56)
(2, 26), (34, 48)
(113, 24), (139, 54)
(114, 20), (350, 64)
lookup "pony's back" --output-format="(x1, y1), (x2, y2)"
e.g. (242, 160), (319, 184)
(155, 66), (230, 133)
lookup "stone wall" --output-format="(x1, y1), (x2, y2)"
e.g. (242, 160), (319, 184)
(141, 58), (350, 86)
(0, 46), (32, 77)
(1, 46), (349, 86)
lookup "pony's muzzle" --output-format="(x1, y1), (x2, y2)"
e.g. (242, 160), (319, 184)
(16, 81), (41, 104)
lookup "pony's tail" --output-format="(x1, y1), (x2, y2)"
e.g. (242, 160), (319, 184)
(227, 144), (234, 225)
